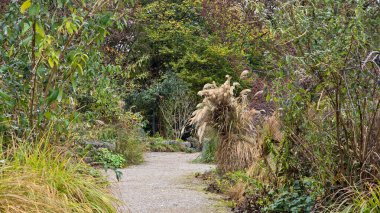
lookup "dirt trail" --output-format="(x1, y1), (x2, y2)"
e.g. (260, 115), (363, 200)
(108, 152), (229, 213)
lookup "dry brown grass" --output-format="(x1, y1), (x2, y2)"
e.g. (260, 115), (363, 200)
(191, 74), (262, 172)
(0, 166), (68, 213)
(227, 182), (247, 206)
(0, 139), (119, 213)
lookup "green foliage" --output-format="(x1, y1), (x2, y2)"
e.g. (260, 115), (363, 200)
(158, 76), (195, 139)
(325, 183), (380, 212)
(121, 0), (244, 92)
(217, 170), (265, 195)
(203, 169), (270, 212)
(115, 134), (145, 165)
(206, 171), (323, 213)
(74, 111), (146, 168)
(260, 0), (380, 184)
(0, 0), (132, 140)
(191, 1), (379, 211)
(148, 137), (188, 152)
(1, 0), (379, 212)
(199, 136), (218, 163)
(126, 73), (194, 135)
(348, 185), (380, 213)
(94, 148), (125, 169)
(111, 113), (146, 166)
(76, 68), (126, 122)
(97, 127), (119, 143)
(264, 179), (324, 213)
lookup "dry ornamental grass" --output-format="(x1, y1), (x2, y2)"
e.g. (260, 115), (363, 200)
(190, 72), (265, 172)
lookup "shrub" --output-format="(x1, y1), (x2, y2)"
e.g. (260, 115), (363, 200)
(0, 1), (131, 142)
(0, 138), (118, 212)
(159, 78), (195, 139)
(203, 170), (268, 211)
(115, 134), (144, 165)
(94, 148), (126, 169)
(199, 135), (218, 163)
(97, 127), (119, 143)
(125, 73), (195, 136)
(111, 112), (146, 165)
(77, 111), (147, 167)
(148, 137), (188, 152)
(264, 178), (324, 213)
(261, 0), (380, 193)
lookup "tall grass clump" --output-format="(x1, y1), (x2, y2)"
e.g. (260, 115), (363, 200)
(115, 133), (144, 165)
(0, 137), (119, 213)
(327, 182), (380, 213)
(114, 113), (146, 165)
(191, 73), (262, 172)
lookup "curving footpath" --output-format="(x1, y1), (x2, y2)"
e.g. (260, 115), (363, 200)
(108, 152), (229, 213)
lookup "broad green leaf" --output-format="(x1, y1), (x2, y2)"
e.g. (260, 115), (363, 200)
(20, 0), (32, 14)
(29, 4), (40, 16)
(21, 22), (31, 35)
(47, 89), (59, 104)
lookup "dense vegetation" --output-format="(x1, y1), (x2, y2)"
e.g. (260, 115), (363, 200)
(1, 0), (379, 212)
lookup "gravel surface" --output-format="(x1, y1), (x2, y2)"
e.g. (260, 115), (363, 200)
(108, 152), (230, 213)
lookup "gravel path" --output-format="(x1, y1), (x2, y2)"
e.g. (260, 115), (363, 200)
(108, 152), (229, 213)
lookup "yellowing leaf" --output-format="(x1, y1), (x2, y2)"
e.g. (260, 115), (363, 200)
(48, 57), (54, 68)
(77, 64), (83, 75)
(35, 22), (45, 37)
(20, 0), (32, 14)
(65, 21), (74, 35)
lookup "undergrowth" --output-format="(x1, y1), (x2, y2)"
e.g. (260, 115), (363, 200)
(0, 137), (119, 213)
(115, 133), (144, 165)
(94, 148), (126, 168)
(148, 137), (193, 152)
(197, 134), (218, 163)
(202, 170), (324, 213)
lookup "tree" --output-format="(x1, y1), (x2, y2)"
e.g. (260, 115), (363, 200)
(159, 77), (195, 139)
(0, 0), (133, 139)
